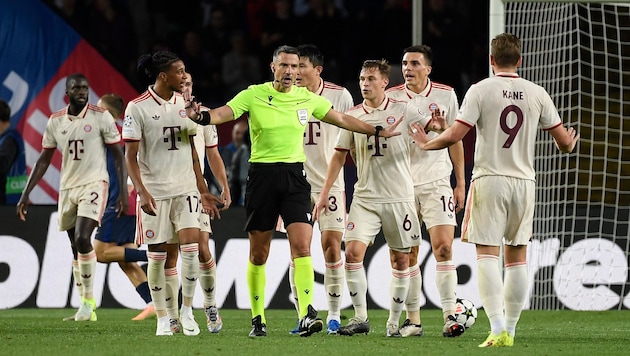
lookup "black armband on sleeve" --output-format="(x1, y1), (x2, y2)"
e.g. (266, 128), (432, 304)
(198, 111), (212, 126)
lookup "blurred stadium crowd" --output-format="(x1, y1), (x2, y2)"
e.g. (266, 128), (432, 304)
(44, 0), (490, 106)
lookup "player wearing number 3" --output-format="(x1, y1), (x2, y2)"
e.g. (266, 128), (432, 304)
(409, 33), (579, 348)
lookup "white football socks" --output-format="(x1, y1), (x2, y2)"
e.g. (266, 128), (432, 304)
(345, 261), (368, 321)
(477, 254), (505, 334)
(504, 262), (528, 336)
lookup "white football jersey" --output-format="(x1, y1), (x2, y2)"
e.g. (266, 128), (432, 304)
(338, 98), (430, 202)
(457, 72), (562, 181)
(43, 103), (121, 190)
(386, 80), (459, 185)
(303, 79), (354, 192)
(194, 107), (219, 174)
(122, 86), (198, 199)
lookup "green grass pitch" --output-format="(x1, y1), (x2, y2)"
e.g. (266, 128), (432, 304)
(1, 309), (629, 355)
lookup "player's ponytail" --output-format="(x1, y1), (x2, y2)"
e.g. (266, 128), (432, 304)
(137, 54), (153, 79)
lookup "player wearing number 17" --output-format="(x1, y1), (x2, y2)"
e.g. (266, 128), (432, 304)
(124, 52), (221, 336)
(409, 33), (579, 348)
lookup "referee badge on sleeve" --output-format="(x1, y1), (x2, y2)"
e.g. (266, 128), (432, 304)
(297, 109), (308, 125)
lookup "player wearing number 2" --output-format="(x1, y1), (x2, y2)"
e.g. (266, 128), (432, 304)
(386, 45), (466, 337)
(409, 33), (579, 348)
(17, 73), (127, 322)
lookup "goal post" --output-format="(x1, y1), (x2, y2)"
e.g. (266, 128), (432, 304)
(491, 1), (630, 310)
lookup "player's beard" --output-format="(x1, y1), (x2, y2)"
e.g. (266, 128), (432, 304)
(68, 96), (88, 112)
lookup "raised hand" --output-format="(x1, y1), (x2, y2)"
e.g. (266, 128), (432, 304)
(379, 116), (403, 138)
(183, 89), (203, 122)
(408, 121), (430, 149)
(430, 108), (449, 132)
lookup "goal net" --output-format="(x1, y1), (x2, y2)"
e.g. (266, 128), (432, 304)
(497, 1), (630, 310)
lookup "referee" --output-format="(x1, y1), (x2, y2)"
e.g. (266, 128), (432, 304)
(185, 45), (401, 337)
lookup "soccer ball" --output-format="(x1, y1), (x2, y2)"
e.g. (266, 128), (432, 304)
(454, 298), (477, 329)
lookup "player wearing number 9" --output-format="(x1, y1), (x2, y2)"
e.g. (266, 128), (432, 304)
(409, 33), (579, 348)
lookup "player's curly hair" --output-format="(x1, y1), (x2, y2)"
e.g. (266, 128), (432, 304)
(136, 51), (180, 79)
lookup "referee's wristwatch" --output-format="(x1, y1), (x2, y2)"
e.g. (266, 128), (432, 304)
(374, 125), (383, 137)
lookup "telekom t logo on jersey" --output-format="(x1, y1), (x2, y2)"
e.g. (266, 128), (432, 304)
(68, 139), (84, 160)
(304, 121), (321, 145)
(163, 126), (183, 150)
(368, 136), (386, 157)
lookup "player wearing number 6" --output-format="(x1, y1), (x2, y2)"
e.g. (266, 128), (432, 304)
(409, 33), (579, 348)
(314, 59), (440, 337)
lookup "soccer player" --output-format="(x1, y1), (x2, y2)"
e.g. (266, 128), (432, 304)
(313, 59), (432, 337)
(184, 45), (400, 337)
(385, 45), (466, 337)
(17, 73), (127, 322)
(284, 44), (355, 335)
(124, 51), (220, 336)
(185, 72), (231, 333)
(90, 94), (154, 321)
(409, 33), (579, 347)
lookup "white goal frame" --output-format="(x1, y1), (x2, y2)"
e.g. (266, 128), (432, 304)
(490, 0), (630, 310)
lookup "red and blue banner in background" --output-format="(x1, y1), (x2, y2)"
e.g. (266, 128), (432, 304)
(0, 0), (138, 204)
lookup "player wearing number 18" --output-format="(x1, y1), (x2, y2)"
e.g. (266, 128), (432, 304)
(409, 33), (579, 348)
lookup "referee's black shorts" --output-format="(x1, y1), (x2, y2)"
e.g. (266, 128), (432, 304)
(244, 162), (313, 232)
